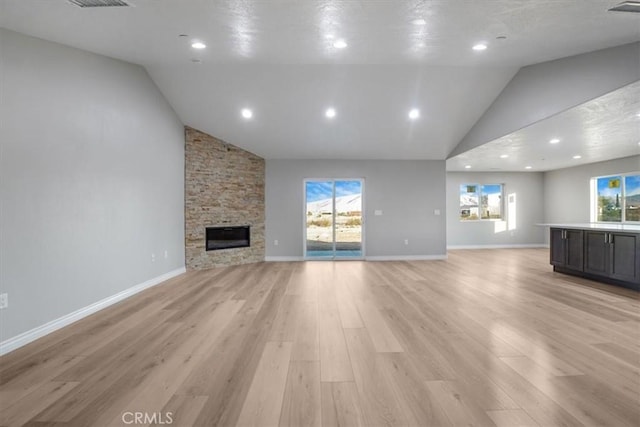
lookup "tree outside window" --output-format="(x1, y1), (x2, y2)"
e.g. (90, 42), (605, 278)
(624, 175), (640, 222)
(594, 173), (640, 223)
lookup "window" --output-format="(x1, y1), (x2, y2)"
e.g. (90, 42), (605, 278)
(625, 175), (640, 222)
(592, 173), (640, 223)
(460, 184), (503, 221)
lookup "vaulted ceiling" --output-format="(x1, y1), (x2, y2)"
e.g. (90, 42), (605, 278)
(1, 0), (639, 170)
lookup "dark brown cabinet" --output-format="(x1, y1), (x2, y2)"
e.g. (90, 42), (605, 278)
(610, 233), (639, 283)
(584, 231), (639, 283)
(550, 227), (639, 290)
(584, 231), (608, 276)
(550, 228), (583, 271)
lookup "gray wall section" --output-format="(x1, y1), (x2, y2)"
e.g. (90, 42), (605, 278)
(265, 159), (446, 258)
(450, 42), (640, 158)
(543, 155), (640, 224)
(446, 172), (546, 247)
(0, 30), (185, 341)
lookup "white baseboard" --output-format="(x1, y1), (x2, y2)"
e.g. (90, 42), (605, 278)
(447, 244), (549, 250)
(0, 267), (186, 356)
(365, 255), (448, 261)
(267, 255), (449, 262)
(265, 256), (304, 262)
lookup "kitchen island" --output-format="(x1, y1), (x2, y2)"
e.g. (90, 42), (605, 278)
(541, 223), (640, 291)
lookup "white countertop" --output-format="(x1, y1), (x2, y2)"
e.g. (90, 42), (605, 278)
(538, 223), (640, 233)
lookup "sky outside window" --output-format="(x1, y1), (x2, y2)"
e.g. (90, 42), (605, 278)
(306, 181), (333, 203)
(306, 180), (361, 203)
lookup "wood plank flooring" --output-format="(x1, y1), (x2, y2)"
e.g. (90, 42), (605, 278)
(1, 249), (639, 426)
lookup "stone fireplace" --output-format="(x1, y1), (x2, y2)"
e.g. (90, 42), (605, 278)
(184, 127), (265, 269)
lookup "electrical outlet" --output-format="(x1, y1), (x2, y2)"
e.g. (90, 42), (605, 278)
(151, 253), (156, 262)
(404, 239), (409, 245)
(434, 209), (441, 216)
(0, 293), (8, 309)
(164, 250), (168, 259)
(274, 239), (279, 246)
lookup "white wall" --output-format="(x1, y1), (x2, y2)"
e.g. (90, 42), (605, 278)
(543, 155), (640, 223)
(266, 159), (446, 259)
(446, 172), (546, 248)
(0, 30), (185, 345)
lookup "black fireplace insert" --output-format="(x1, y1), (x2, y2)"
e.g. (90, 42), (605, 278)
(206, 226), (250, 251)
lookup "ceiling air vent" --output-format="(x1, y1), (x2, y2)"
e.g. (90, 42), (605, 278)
(608, 1), (640, 13)
(68, 0), (129, 7)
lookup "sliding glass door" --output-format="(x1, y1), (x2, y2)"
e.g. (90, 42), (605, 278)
(334, 180), (363, 258)
(305, 179), (363, 259)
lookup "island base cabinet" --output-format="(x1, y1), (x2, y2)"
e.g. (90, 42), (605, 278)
(566, 229), (584, 270)
(610, 233), (639, 283)
(551, 228), (639, 291)
(550, 228), (583, 271)
(584, 231), (639, 283)
(550, 228), (565, 266)
(584, 231), (607, 276)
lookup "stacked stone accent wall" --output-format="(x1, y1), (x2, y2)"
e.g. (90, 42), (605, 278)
(185, 127), (265, 269)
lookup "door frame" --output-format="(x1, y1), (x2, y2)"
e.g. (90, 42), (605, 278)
(303, 178), (365, 260)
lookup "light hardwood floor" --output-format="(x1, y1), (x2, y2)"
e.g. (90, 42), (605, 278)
(1, 249), (639, 427)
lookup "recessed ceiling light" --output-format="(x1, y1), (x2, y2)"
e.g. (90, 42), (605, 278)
(241, 108), (253, 119)
(500, 154), (509, 158)
(573, 155), (582, 159)
(525, 166), (532, 169)
(191, 42), (206, 49)
(549, 138), (560, 144)
(333, 39), (348, 49)
(496, 35), (507, 40)
(325, 108), (336, 118)
(412, 18), (427, 26)
(636, 112), (640, 117)
(472, 43), (487, 51)
(408, 108), (420, 120)
(325, 34), (335, 40)
(464, 165), (472, 169)
(178, 34), (189, 38)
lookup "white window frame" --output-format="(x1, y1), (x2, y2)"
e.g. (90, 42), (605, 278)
(459, 183), (504, 222)
(590, 172), (640, 224)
